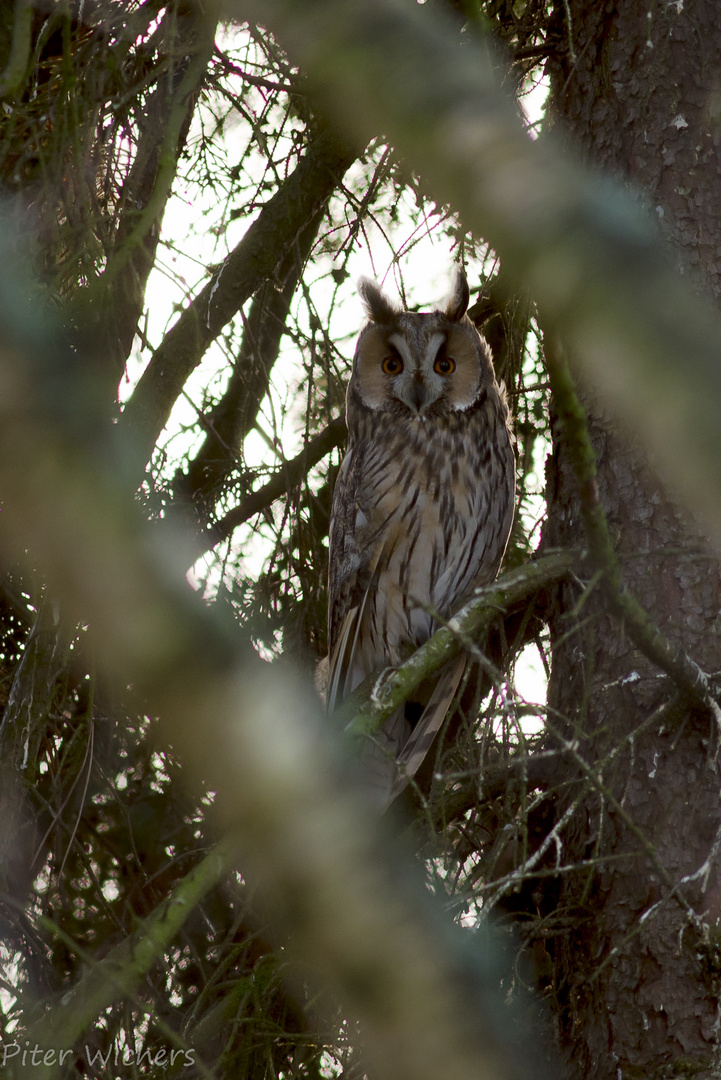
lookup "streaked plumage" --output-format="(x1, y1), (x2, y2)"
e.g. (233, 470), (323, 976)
(326, 269), (515, 806)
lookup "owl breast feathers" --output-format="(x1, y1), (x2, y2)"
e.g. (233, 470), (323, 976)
(326, 268), (515, 807)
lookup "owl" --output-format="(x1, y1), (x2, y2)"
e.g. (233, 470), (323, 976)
(326, 268), (515, 807)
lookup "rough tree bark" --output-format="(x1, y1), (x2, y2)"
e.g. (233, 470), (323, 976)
(544, 2), (721, 1075)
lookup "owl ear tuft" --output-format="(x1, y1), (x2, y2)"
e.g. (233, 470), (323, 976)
(357, 277), (399, 324)
(445, 266), (470, 322)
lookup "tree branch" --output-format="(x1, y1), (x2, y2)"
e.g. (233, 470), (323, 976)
(543, 335), (721, 722)
(172, 210), (326, 520)
(0, 0), (33, 100)
(178, 415), (347, 563)
(98, 7), (218, 377)
(339, 551), (575, 738)
(437, 747), (568, 825)
(119, 127), (356, 468)
(19, 839), (236, 1073)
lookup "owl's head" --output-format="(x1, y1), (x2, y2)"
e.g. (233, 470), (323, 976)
(348, 267), (494, 419)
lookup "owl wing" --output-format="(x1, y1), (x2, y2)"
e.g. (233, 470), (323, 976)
(326, 444), (411, 806)
(326, 443), (380, 712)
(326, 454), (465, 807)
(326, 552), (380, 712)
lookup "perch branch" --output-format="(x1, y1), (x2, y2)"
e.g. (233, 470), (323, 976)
(340, 550), (576, 738)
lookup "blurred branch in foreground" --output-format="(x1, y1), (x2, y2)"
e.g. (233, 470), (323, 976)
(22, 839), (237, 1070)
(0, 224), (552, 1080)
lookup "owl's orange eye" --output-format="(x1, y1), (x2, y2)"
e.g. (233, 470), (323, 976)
(434, 355), (456, 375)
(381, 354), (403, 375)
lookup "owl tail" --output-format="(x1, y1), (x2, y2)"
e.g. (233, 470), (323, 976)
(360, 705), (410, 809)
(387, 653), (467, 806)
(358, 654), (466, 809)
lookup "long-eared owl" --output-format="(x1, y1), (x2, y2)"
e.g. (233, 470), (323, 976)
(326, 268), (515, 807)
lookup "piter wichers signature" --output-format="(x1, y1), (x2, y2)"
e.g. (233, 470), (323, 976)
(1, 1042), (196, 1069)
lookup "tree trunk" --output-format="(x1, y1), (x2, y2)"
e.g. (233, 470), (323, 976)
(544, 1), (721, 1075)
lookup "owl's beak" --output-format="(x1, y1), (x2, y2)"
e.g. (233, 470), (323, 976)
(407, 372), (432, 414)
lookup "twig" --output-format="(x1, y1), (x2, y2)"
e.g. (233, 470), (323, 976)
(561, 0), (577, 63)
(181, 414), (347, 562)
(213, 45), (298, 94)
